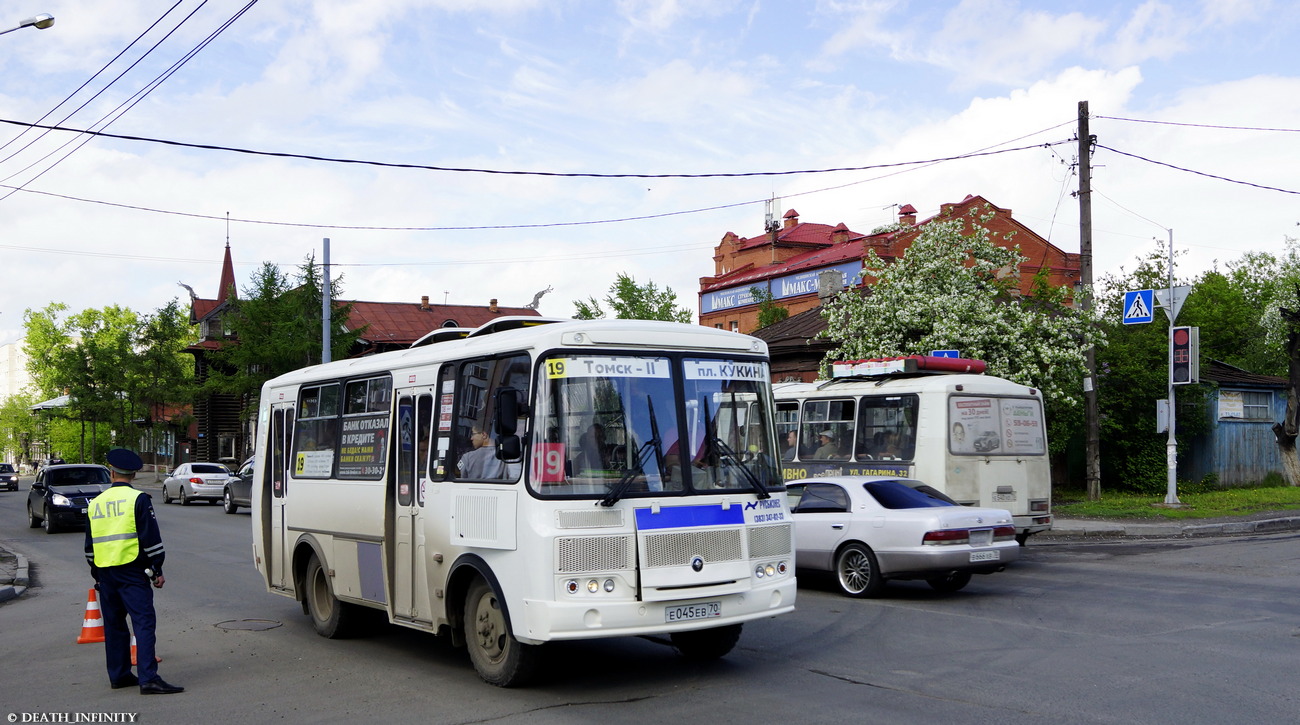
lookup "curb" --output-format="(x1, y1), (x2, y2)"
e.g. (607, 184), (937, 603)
(1046, 515), (1300, 539)
(0, 552), (30, 603)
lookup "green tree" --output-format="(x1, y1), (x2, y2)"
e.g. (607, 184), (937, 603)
(574, 273), (693, 323)
(204, 256), (362, 418)
(21, 300), (194, 462)
(750, 286), (789, 331)
(819, 213), (1102, 428)
(0, 391), (39, 464)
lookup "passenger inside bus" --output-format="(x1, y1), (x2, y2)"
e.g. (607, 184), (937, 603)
(813, 430), (841, 460)
(457, 426), (507, 480)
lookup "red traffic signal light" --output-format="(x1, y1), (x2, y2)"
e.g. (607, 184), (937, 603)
(1171, 326), (1198, 385)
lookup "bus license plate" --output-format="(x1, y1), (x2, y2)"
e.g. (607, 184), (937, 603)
(992, 492), (1015, 502)
(665, 601), (721, 623)
(969, 550), (1000, 562)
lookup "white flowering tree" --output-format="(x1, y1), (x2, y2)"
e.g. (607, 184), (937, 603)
(819, 211), (1103, 454)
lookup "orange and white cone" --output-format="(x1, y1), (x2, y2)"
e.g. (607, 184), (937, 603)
(76, 588), (105, 644)
(130, 634), (161, 665)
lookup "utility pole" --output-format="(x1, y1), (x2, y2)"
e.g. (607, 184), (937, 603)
(322, 238), (332, 364)
(1078, 100), (1101, 501)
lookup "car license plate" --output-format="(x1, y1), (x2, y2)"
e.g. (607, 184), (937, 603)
(992, 492), (1015, 502)
(665, 601), (721, 623)
(969, 550), (1000, 562)
(80, 507), (88, 514)
(969, 529), (993, 546)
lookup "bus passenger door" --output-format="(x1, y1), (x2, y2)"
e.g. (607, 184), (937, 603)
(268, 404), (294, 590)
(392, 389), (435, 623)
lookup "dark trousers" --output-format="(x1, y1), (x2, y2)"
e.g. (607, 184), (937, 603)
(97, 566), (158, 685)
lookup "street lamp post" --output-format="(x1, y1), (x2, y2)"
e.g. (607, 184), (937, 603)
(0, 13), (55, 36)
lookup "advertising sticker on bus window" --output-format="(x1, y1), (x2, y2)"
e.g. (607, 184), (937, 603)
(949, 396), (1045, 455)
(546, 356), (670, 379)
(999, 399), (1046, 454)
(683, 359), (768, 381)
(950, 397), (998, 454)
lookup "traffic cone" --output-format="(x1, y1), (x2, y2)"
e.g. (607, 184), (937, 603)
(129, 634), (161, 665)
(76, 588), (105, 644)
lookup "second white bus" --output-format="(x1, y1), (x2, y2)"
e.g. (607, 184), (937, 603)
(250, 318), (795, 686)
(773, 357), (1053, 542)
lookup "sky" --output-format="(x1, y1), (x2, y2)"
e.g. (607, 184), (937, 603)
(1, 0), (1298, 347)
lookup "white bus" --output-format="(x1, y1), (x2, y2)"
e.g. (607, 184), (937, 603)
(250, 318), (795, 686)
(773, 356), (1052, 543)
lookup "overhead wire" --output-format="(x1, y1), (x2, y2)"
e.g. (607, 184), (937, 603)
(0, 1), (258, 203)
(0, 1), (187, 161)
(1095, 143), (1299, 195)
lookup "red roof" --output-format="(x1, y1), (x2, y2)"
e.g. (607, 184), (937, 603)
(347, 301), (541, 345)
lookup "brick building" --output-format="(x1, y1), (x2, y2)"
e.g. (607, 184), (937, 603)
(698, 194), (1080, 334)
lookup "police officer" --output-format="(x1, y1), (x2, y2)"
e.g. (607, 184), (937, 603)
(84, 448), (184, 695)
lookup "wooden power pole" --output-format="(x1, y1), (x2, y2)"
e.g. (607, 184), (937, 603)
(1078, 101), (1101, 501)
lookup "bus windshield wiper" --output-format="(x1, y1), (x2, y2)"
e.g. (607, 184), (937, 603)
(600, 396), (664, 507)
(701, 396), (770, 499)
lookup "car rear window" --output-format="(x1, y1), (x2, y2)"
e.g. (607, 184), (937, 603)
(863, 480), (954, 510)
(47, 468), (111, 486)
(192, 464), (230, 474)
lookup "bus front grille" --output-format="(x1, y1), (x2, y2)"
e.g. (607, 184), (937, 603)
(748, 524), (792, 557)
(642, 529), (743, 568)
(556, 535), (634, 572)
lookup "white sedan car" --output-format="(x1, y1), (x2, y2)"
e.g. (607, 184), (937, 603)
(162, 462), (234, 505)
(787, 476), (1019, 597)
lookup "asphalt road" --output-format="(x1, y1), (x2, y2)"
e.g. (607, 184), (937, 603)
(1, 486), (1297, 725)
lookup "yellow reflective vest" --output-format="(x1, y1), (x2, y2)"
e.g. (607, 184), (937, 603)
(88, 486), (143, 567)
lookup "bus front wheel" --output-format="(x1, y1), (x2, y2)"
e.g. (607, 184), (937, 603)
(464, 577), (539, 687)
(304, 553), (359, 638)
(671, 623), (742, 661)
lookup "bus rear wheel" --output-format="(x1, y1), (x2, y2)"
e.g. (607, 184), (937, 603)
(671, 623), (743, 661)
(464, 577), (539, 687)
(304, 553), (359, 638)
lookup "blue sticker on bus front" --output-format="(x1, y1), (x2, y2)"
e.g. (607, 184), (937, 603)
(635, 504), (744, 530)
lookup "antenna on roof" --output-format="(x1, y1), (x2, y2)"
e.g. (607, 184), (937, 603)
(764, 194), (782, 233)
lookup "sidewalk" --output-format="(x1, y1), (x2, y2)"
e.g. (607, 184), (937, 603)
(0, 546), (31, 603)
(1044, 510), (1300, 540)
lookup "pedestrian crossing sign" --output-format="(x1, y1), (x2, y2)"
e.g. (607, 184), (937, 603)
(1123, 289), (1154, 325)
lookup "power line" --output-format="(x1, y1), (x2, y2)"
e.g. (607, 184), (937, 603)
(0, 117), (1070, 179)
(1, 2), (258, 203)
(1094, 115), (1300, 133)
(1095, 143), (1300, 195)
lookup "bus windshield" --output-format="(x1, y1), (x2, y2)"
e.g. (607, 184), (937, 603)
(528, 354), (781, 499)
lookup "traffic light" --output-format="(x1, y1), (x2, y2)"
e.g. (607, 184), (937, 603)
(1171, 326), (1198, 385)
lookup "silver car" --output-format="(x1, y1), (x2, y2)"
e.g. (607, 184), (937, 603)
(162, 462), (233, 505)
(787, 475), (1019, 597)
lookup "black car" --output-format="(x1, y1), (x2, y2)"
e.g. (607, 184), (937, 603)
(0, 463), (18, 491)
(27, 464), (113, 534)
(224, 456), (253, 514)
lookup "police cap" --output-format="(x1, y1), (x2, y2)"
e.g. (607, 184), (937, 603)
(106, 447), (143, 474)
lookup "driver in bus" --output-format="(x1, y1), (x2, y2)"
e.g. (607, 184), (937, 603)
(457, 426), (506, 480)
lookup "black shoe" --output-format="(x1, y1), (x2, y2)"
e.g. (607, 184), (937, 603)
(139, 679), (185, 695)
(111, 675), (139, 689)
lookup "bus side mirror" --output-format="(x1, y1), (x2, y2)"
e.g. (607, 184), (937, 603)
(497, 435), (522, 462)
(494, 387), (527, 462)
(494, 387), (527, 437)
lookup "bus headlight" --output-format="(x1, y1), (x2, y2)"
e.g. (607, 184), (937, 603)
(565, 579), (579, 594)
(603, 578), (615, 593)
(587, 579), (600, 594)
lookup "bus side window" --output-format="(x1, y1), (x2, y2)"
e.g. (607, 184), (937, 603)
(453, 354), (529, 482)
